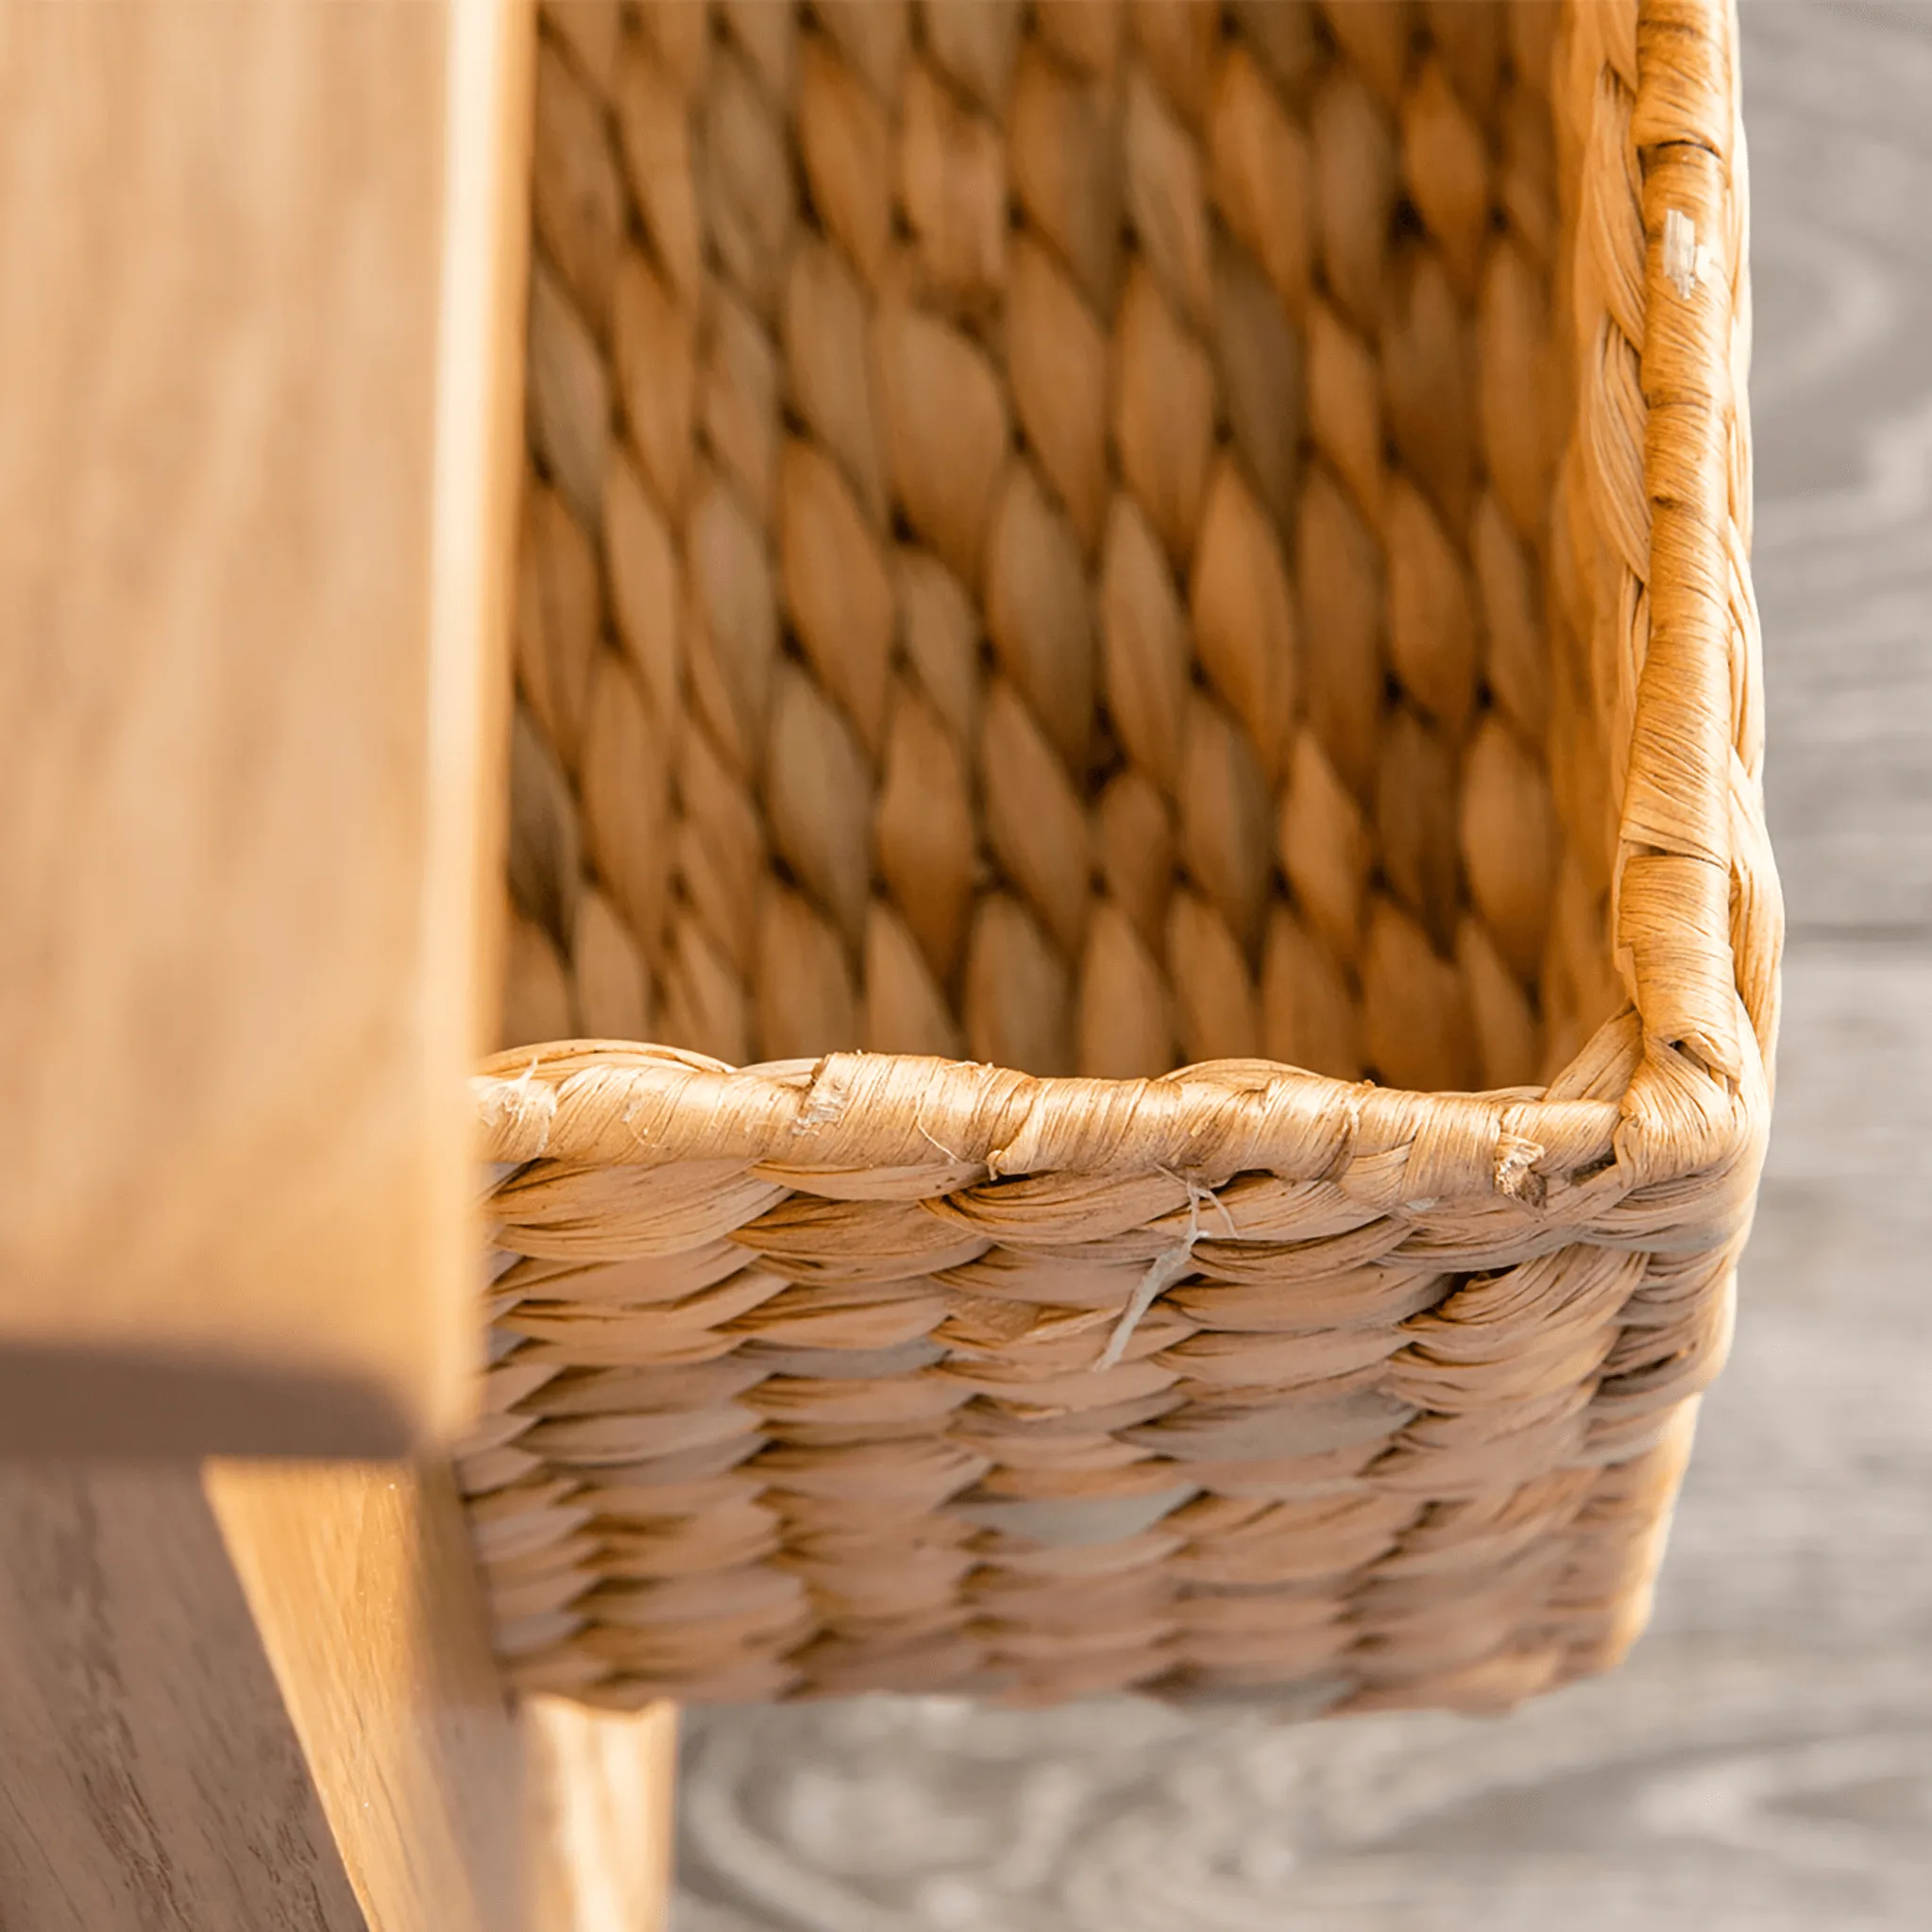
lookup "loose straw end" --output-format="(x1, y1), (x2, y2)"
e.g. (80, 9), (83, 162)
(1096, 1174), (1217, 1369)
(1096, 1243), (1196, 1371)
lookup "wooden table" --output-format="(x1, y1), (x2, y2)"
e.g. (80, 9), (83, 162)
(0, 7), (671, 1925)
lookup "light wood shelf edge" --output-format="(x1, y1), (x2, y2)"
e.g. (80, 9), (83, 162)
(0, 0), (527, 1456)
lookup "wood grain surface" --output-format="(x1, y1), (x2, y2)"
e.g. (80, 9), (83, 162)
(669, 7), (1932, 1926)
(0, 0), (526, 1452)
(526, 1699), (681, 1932)
(0, 1458), (680, 1932)
(208, 1462), (533, 1932)
(215, 1462), (677, 1932)
(0, 1465), (371, 1932)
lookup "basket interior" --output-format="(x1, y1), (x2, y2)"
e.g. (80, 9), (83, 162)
(502, 0), (1625, 1095)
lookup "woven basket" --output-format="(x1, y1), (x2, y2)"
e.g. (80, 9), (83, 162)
(474, 0), (1777, 1715)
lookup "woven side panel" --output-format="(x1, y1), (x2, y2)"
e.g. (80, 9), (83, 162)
(501, 0), (1604, 1096)
(466, 1042), (1742, 1711)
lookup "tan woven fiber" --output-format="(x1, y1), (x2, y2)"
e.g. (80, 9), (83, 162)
(479, 0), (1777, 1715)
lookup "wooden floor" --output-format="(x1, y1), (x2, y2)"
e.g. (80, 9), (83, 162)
(669, 8), (1932, 1925)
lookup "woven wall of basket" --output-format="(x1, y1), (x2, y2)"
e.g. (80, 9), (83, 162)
(473, 0), (1778, 1715)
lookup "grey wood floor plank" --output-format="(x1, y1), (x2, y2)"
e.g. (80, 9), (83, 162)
(1747, 3), (1932, 934)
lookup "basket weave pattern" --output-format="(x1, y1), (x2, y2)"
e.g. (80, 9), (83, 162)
(475, 0), (1777, 1713)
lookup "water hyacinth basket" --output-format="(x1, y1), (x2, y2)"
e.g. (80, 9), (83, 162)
(472, 0), (1778, 1716)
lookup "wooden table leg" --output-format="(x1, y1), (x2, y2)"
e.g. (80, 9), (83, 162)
(526, 1700), (681, 1932)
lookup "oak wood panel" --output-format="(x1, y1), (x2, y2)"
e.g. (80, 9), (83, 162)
(0, 1464), (369, 1932)
(0, 0), (525, 1452)
(0, 1457), (682, 1932)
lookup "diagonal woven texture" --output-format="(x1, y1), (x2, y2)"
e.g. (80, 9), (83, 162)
(474, 0), (1779, 1714)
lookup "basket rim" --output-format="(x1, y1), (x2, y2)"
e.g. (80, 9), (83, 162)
(1598, 0), (1779, 1185)
(480, 0), (1776, 1235)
